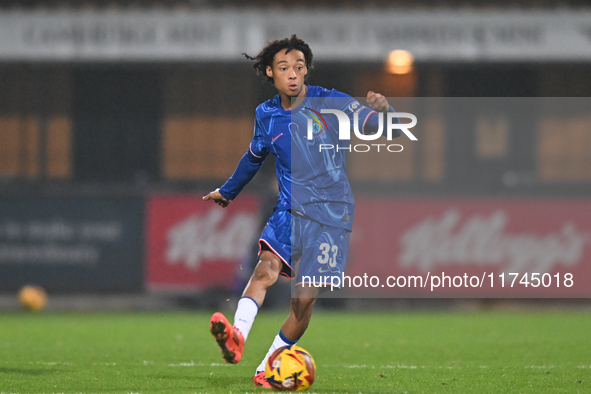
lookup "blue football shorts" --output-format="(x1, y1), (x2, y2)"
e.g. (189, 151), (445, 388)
(258, 209), (351, 287)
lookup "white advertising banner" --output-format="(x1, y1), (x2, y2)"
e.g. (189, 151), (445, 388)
(0, 10), (590, 62)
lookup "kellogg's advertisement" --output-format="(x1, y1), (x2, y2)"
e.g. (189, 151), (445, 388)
(347, 198), (591, 297)
(147, 194), (260, 291)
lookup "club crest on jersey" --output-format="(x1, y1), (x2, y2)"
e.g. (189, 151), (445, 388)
(302, 107), (327, 137)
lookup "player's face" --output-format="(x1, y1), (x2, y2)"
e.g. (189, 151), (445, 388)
(266, 49), (308, 99)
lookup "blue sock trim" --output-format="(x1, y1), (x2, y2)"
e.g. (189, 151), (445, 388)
(241, 296), (260, 311)
(279, 329), (298, 346)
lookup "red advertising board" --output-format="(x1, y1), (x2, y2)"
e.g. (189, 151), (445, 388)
(147, 194), (260, 291)
(348, 198), (591, 297)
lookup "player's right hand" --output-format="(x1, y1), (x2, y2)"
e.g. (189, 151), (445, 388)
(202, 188), (231, 208)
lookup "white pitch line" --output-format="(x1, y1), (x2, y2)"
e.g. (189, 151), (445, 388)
(167, 361), (203, 367)
(323, 364), (497, 369)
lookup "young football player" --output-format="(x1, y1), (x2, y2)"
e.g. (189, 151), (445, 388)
(203, 34), (397, 388)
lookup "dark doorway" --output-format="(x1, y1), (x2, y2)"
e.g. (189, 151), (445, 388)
(444, 65), (538, 193)
(73, 68), (161, 182)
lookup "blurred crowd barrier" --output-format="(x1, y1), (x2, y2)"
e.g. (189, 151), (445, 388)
(1, 193), (590, 299)
(0, 195), (144, 292)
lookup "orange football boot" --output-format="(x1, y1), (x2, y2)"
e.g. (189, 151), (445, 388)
(253, 371), (271, 388)
(210, 312), (244, 364)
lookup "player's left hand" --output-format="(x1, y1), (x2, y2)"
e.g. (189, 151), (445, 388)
(366, 91), (390, 112)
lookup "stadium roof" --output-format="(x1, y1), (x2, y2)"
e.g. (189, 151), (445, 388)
(0, 0), (590, 10)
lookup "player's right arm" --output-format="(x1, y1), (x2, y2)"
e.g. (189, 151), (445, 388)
(202, 188), (231, 207)
(203, 115), (269, 207)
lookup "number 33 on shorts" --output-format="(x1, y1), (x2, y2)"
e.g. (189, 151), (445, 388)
(317, 243), (338, 268)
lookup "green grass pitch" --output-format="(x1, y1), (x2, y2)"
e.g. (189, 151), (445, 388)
(1, 309), (590, 393)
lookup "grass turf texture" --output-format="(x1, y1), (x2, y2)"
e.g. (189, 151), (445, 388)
(1, 311), (590, 393)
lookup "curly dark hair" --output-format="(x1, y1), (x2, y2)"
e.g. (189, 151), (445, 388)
(243, 34), (313, 83)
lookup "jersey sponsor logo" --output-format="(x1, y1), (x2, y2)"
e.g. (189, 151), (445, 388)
(347, 100), (363, 114)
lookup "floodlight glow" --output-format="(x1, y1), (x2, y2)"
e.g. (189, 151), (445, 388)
(385, 50), (414, 74)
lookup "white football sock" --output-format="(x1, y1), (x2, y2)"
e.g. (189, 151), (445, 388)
(256, 330), (299, 373)
(233, 297), (259, 341)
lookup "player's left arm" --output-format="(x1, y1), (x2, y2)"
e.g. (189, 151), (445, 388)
(366, 91), (390, 112)
(364, 91), (401, 138)
(345, 91), (400, 139)
(330, 88), (400, 138)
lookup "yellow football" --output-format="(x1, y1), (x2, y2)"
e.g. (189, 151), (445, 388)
(18, 285), (48, 311)
(265, 345), (316, 391)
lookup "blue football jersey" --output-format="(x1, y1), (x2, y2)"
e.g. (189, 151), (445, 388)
(220, 85), (388, 230)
